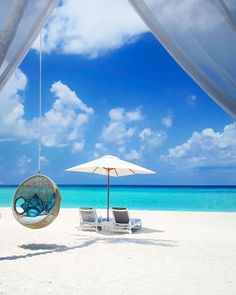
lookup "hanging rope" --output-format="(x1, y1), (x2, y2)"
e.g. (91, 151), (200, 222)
(38, 30), (42, 174)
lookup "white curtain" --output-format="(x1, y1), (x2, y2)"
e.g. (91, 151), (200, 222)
(0, 0), (58, 90)
(129, 0), (236, 118)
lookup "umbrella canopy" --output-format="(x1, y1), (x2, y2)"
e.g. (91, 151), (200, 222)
(66, 155), (156, 220)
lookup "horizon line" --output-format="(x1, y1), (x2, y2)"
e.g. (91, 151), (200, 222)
(1, 184), (236, 187)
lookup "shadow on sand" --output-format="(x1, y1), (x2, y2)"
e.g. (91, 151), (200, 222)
(0, 232), (177, 262)
(133, 227), (164, 234)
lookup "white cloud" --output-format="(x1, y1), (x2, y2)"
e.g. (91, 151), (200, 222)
(101, 122), (135, 145)
(0, 70), (94, 152)
(72, 140), (85, 153)
(162, 113), (173, 128)
(139, 128), (167, 149)
(33, 0), (148, 58)
(126, 108), (144, 122)
(40, 81), (94, 147)
(95, 142), (106, 152)
(109, 107), (144, 123)
(187, 94), (197, 105)
(17, 156), (32, 175)
(0, 69), (34, 142)
(96, 107), (166, 160)
(109, 108), (125, 122)
(125, 149), (142, 161)
(162, 123), (236, 169)
(93, 142), (106, 158)
(101, 107), (143, 146)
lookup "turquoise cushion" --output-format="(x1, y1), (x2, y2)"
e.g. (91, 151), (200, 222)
(20, 199), (28, 212)
(20, 194), (45, 216)
(46, 195), (56, 213)
(27, 208), (40, 217)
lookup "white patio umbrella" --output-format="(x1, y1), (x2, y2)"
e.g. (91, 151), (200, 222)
(66, 155), (156, 220)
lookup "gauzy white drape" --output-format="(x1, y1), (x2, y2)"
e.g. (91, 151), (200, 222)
(0, 0), (58, 90)
(129, 0), (236, 118)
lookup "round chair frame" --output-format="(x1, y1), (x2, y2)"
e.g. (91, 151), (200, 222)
(12, 174), (61, 229)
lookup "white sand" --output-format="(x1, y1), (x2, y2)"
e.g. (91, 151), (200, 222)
(0, 208), (236, 295)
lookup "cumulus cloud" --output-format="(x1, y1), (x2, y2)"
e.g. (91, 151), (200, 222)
(0, 70), (94, 152)
(33, 0), (148, 58)
(139, 128), (167, 149)
(72, 140), (85, 153)
(93, 142), (107, 158)
(124, 127), (166, 160)
(162, 123), (236, 169)
(101, 107), (144, 146)
(0, 69), (34, 142)
(101, 122), (135, 145)
(109, 107), (144, 123)
(40, 81), (93, 147)
(95, 142), (104, 151)
(96, 107), (166, 160)
(125, 149), (142, 161)
(162, 113), (173, 128)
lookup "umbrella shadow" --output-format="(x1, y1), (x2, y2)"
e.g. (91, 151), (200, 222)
(75, 226), (164, 234)
(73, 233), (177, 248)
(0, 235), (177, 262)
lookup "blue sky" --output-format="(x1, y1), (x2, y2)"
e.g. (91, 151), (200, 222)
(0, 0), (235, 185)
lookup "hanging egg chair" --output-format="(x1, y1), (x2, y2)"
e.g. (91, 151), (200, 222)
(12, 174), (61, 229)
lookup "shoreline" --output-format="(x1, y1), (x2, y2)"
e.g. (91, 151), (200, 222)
(1, 206), (236, 213)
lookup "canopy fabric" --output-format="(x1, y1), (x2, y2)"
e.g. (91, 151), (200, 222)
(0, 0), (58, 90)
(66, 155), (156, 177)
(129, 0), (236, 118)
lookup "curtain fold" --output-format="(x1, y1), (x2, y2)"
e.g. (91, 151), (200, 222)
(129, 0), (236, 118)
(0, 0), (58, 90)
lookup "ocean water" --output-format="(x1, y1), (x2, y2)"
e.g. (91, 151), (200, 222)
(1, 185), (236, 212)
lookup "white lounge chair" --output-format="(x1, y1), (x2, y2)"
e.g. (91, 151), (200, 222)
(112, 207), (142, 234)
(79, 208), (105, 231)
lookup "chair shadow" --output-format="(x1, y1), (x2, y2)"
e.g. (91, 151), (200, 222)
(0, 235), (178, 262)
(133, 227), (164, 234)
(75, 226), (164, 234)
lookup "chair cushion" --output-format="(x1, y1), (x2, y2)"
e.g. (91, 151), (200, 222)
(26, 208), (41, 217)
(46, 195), (56, 213)
(21, 194), (45, 216)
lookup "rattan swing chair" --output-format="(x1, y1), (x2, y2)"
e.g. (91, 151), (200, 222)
(12, 174), (61, 229)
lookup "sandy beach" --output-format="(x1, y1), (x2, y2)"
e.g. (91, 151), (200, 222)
(0, 208), (236, 295)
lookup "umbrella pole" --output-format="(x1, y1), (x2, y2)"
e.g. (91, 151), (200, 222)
(107, 169), (110, 221)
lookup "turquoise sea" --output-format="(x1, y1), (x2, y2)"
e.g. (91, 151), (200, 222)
(1, 185), (236, 212)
